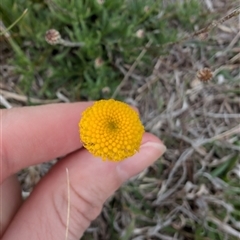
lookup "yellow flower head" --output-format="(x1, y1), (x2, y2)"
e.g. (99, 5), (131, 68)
(79, 99), (145, 162)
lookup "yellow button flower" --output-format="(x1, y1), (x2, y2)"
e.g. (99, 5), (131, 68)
(79, 99), (145, 162)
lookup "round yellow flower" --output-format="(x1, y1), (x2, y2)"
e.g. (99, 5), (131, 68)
(79, 99), (145, 162)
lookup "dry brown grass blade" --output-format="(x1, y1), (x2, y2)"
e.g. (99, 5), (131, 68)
(207, 216), (240, 238)
(65, 168), (70, 240)
(166, 7), (240, 47)
(0, 89), (61, 104)
(111, 40), (152, 98)
(0, 94), (12, 108)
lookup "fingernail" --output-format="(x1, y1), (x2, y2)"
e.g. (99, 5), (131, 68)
(116, 141), (167, 181)
(140, 141), (167, 154)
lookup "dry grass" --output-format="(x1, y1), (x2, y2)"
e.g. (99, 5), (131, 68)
(86, 3), (240, 240)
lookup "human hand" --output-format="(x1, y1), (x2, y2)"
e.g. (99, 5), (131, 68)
(1, 102), (166, 239)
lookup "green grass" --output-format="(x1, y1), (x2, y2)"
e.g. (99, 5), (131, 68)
(0, 0), (206, 101)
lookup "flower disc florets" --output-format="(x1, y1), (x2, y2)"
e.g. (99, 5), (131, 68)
(79, 99), (145, 162)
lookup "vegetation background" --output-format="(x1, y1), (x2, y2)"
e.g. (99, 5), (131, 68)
(0, 0), (239, 239)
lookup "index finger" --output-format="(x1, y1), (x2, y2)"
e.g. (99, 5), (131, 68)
(1, 102), (93, 182)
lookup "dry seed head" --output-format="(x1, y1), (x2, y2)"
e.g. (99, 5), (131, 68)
(144, 6), (150, 13)
(101, 86), (111, 94)
(94, 57), (104, 68)
(97, 0), (104, 4)
(45, 29), (62, 45)
(198, 32), (209, 40)
(136, 29), (145, 38)
(196, 68), (213, 82)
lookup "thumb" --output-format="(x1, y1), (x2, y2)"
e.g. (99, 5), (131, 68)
(2, 133), (166, 240)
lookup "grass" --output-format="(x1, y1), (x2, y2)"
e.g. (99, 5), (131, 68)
(1, 0), (181, 101)
(1, 0), (240, 239)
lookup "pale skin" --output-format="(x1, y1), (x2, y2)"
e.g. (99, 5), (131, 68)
(0, 102), (166, 239)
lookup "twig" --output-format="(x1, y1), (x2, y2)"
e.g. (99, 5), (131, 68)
(154, 164), (187, 205)
(154, 149), (191, 205)
(171, 133), (206, 156)
(165, 148), (193, 188)
(145, 100), (189, 130)
(0, 9), (28, 37)
(56, 90), (70, 103)
(0, 89), (61, 104)
(59, 39), (84, 47)
(0, 94), (12, 109)
(65, 168), (70, 240)
(203, 196), (234, 213)
(152, 233), (175, 240)
(111, 40), (152, 98)
(214, 141), (240, 152)
(165, 7), (240, 47)
(199, 124), (240, 143)
(204, 0), (214, 12)
(148, 216), (175, 235)
(172, 124), (240, 155)
(207, 216), (240, 238)
(226, 31), (240, 50)
(208, 153), (235, 167)
(204, 112), (240, 119)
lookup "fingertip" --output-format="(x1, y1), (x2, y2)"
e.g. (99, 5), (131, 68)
(117, 133), (166, 181)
